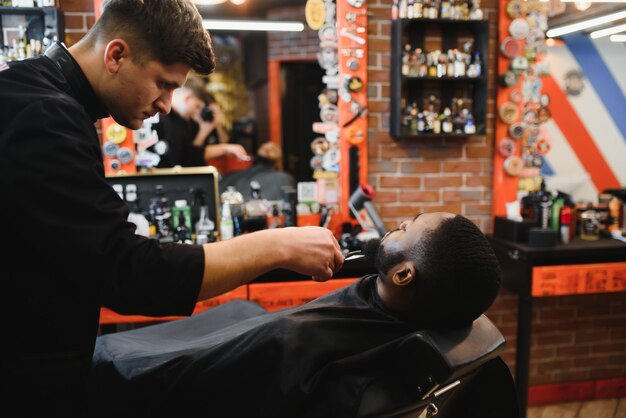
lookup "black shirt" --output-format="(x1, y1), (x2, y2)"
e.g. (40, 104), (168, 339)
(0, 42), (204, 416)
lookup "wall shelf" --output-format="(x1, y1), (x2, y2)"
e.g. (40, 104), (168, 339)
(390, 18), (489, 139)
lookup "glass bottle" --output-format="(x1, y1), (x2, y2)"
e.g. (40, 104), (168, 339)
(220, 201), (234, 241)
(245, 181), (269, 232)
(149, 185), (172, 239)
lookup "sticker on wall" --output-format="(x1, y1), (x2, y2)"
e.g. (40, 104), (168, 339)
(305, 0), (326, 30)
(105, 123), (127, 144)
(564, 69), (585, 96)
(506, 0), (526, 19)
(509, 18), (530, 40)
(499, 138), (517, 157)
(500, 36), (521, 59)
(499, 101), (520, 124)
(503, 155), (524, 176)
(311, 137), (330, 155)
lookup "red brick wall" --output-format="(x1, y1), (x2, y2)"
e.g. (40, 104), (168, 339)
(267, 6), (320, 60)
(58, 0), (95, 46)
(55, 0), (626, 390)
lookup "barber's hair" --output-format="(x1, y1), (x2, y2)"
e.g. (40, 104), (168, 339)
(86, 0), (215, 74)
(184, 77), (212, 103)
(406, 215), (501, 328)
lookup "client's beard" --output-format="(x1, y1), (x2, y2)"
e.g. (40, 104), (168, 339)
(363, 238), (406, 275)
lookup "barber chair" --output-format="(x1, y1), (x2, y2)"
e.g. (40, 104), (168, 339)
(357, 314), (518, 418)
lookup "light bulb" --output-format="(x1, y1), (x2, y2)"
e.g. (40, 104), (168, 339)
(574, 0), (592, 11)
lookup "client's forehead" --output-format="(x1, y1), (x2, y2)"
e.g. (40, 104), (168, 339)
(412, 212), (454, 229)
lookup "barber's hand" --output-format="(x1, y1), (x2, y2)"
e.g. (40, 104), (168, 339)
(280, 226), (344, 282)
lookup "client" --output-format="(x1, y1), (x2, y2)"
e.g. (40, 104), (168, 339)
(87, 212), (502, 417)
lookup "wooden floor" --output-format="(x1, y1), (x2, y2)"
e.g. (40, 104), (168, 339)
(527, 397), (626, 418)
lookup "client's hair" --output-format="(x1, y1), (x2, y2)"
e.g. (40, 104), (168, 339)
(406, 215), (501, 328)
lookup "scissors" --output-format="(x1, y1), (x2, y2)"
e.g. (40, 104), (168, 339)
(344, 250), (365, 261)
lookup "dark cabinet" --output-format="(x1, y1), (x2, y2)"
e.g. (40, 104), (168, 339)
(0, 6), (63, 61)
(390, 18), (489, 138)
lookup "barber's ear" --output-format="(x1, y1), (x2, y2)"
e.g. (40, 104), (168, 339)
(390, 261), (416, 286)
(104, 39), (130, 74)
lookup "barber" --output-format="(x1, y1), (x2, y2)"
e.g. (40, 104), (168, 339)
(0, 0), (344, 416)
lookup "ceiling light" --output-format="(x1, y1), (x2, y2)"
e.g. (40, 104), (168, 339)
(546, 9), (626, 37)
(590, 22), (626, 37)
(574, 0), (592, 11)
(560, 0), (626, 2)
(194, 0), (226, 4)
(202, 19), (305, 32)
(193, 0), (247, 5)
(610, 33), (626, 40)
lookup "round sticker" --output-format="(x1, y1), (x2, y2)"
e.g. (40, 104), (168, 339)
(509, 123), (525, 140)
(310, 155), (323, 170)
(117, 147), (134, 164)
(539, 93), (550, 107)
(504, 155), (523, 176)
(105, 123), (127, 144)
(499, 102), (520, 124)
(102, 141), (119, 158)
(320, 104), (338, 123)
(538, 107), (551, 122)
(109, 159), (122, 172)
(499, 71), (518, 88)
(305, 0), (325, 31)
(347, 76), (364, 92)
(564, 70), (585, 96)
(526, 28), (545, 48)
(322, 147), (340, 172)
(535, 138), (551, 155)
(346, 126), (365, 145)
(318, 23), (337, 43)
(311, 137), (330, 155)
(325, 129), (339, 144)
(509, 89), (523, 104)
(509, 18), (530, 40)
(500, 36), (521, 59)
(510, 56), (529, 73)
(506, 0), (526, 19)
(499, 138), (517, 157)
(522, 109), (538, 124)
(347, 0), (365, 7)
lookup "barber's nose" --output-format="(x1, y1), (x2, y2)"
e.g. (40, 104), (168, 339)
(155, 94), (172, 115)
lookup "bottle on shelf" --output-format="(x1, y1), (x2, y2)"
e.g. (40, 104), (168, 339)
(469, 0), (484, 20)
(148, 185), (173, 239)
(245, 181), (269, 232)
(220, 201), (234, 241)
(174, 211), (192, 244)
(220, 186), (245, 236)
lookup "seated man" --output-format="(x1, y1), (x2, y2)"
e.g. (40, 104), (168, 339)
(219, 141), (296, 201)
(87, 212), (502, 418)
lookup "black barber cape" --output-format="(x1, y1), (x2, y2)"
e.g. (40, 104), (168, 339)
(88, 275), (420, 418)
(0, 43), (204, 416)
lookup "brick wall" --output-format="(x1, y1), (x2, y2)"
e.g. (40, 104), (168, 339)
(55, 0), (626, 390)
(58, 0), (94, 46)
(267, 6), (320, 60)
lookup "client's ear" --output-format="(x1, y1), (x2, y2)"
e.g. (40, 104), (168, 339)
(390, 261), (416, 287)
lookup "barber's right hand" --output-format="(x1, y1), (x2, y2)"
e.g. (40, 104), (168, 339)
(279, 226), (344, 282)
